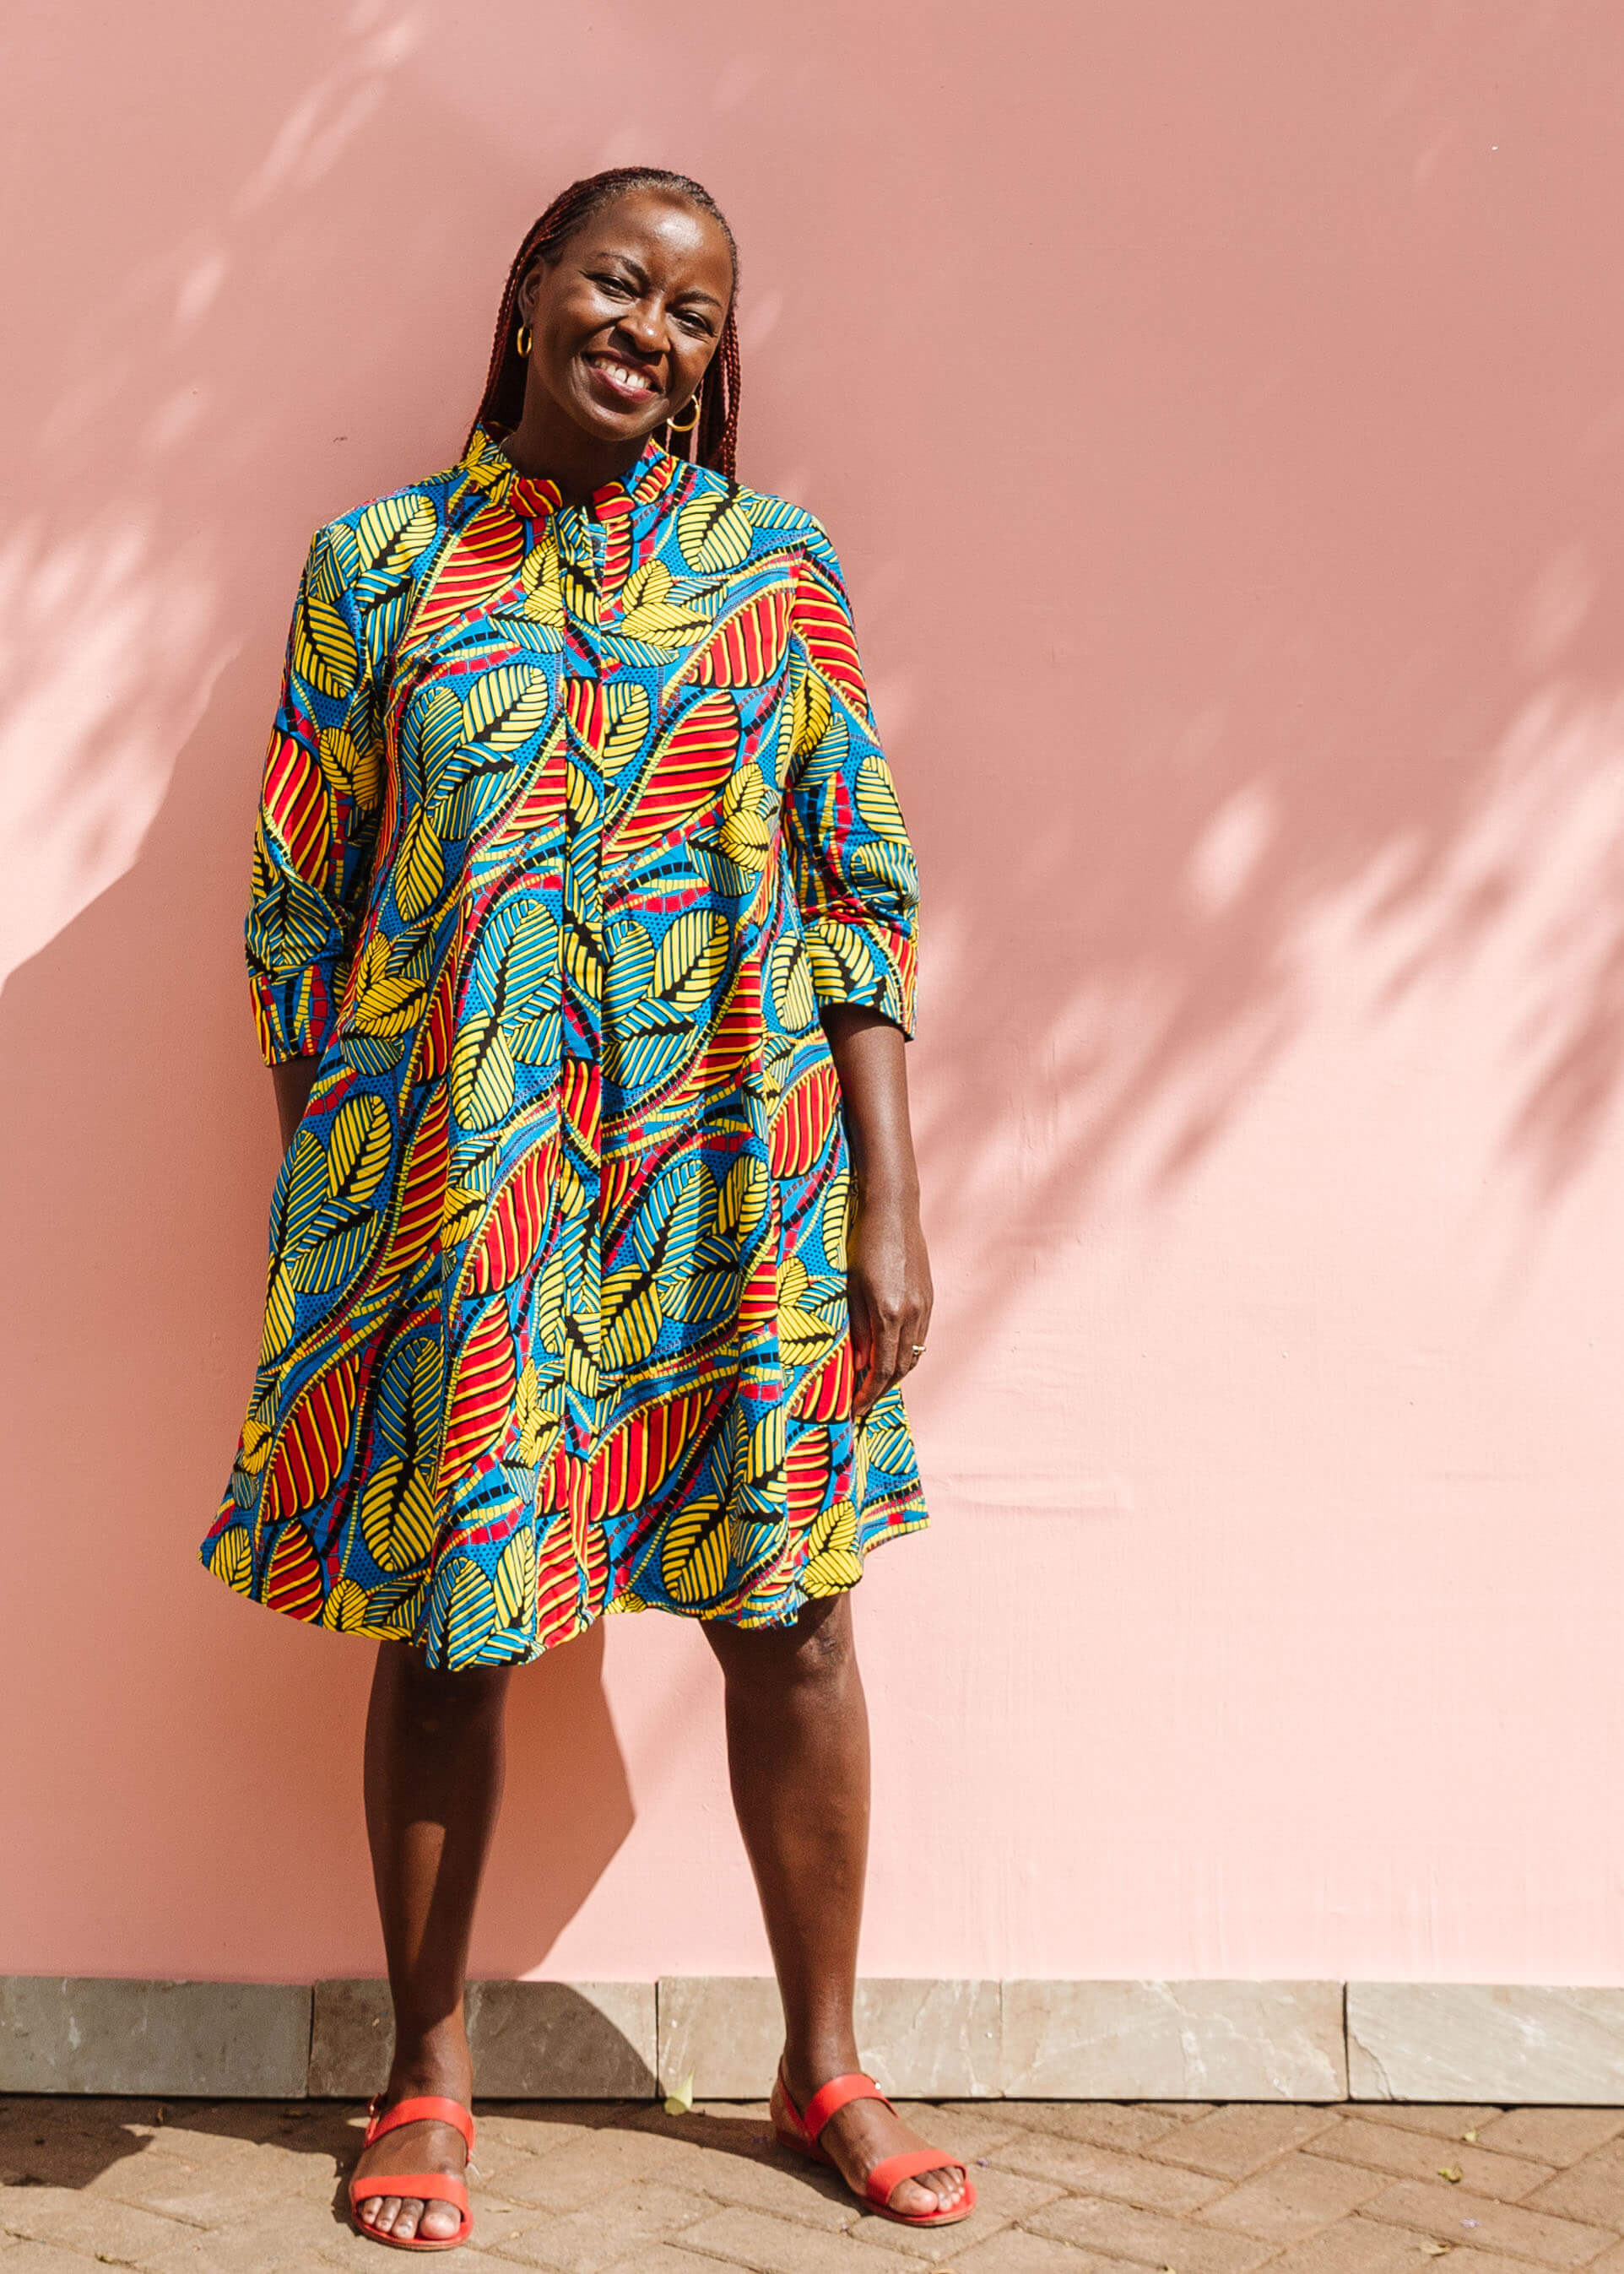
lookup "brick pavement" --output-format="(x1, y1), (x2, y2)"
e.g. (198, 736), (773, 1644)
(3, 2093), (1622, 2272)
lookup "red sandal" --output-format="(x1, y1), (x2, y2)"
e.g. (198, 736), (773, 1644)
(771, 2060), (976, 2228)
(348, 2094), (475, 2253)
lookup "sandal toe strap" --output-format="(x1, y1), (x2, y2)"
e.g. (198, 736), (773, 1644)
(866, 2147), (967, 2210)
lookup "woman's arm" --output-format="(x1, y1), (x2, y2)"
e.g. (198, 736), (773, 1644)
(822, 1004), (932, 1416)
(273, 1057), (321, 1153)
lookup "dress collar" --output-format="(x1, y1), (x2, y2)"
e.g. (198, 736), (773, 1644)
(462, 424), (677, 522)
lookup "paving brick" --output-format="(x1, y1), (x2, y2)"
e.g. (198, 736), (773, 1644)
(1148, 2101), (1344, 2177)
(1346, 2103), (1504, 2137)
(600, 2254), (747, 2274)
(948, 2230), (1120, 2272)
(1523, 2134), (1624, 2226)
(1263, 2218), (1455, 2273)
(1025, 2191), (1276, 2271)
(0, 2246), (111, 2272)
(1359, 2176), (1617, 2264)
(985, 2103), (1190, 2153)
(1583, 2245), (1624, 2273)
(1302, 2115), (1554, 2196)
(489, 2177), (712, 2270)
(988, 2127), (1229, 2212)
(887, 2103), (1030, 2161)
(1473, 2106), (1624, 2166)
(1195, 2146), (1390, 2240)
(136, 2195), (360, 2272)
(0, 2185), (195, 2263)
(671, 2204), (920, 2271)
(482, 2122), (690, 2212)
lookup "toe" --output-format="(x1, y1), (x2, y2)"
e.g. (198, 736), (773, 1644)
(890, 2174), (938, 2217)
(421, 2198), (463, 2240)
(375, 2195), (403, 2235)
(393, 2199), (423, 2241)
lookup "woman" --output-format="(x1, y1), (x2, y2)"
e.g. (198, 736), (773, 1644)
(202, 166), (969, 2252)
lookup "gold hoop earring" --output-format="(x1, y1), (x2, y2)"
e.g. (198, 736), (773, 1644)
(668, 391), (701, 436)
(515, 322), (533, 357)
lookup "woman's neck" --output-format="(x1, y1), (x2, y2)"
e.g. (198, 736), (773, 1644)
(495, 402), (648, 503)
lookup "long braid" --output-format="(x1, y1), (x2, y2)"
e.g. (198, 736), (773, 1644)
(467, 167), (741, 481)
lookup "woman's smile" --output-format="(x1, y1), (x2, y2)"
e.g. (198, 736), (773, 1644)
(581, 349), (661, 409)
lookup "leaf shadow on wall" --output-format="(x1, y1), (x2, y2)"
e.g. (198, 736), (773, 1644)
(885, 4), (1624, 1385)
(0, 5), (657, 1984)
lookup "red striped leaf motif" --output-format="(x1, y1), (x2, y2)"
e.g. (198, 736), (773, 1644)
(792, 1339), (853, 1424)
(793, 564), (869, 718)
(380, 1080), (448, 1280)
(406, 503), (525, 650)
(468, 1136), (556, 1293)
(687, 586), (792, 690)
(786, 1426), (832, 1530)
(268, 1351), (361, 1519)
(560, 1055), (600, 1161)
(262, 732), (332, 883)
(770, 1059), (839, 1178)
(264, 1519), (324, 1620)
(439, 1302), (518, 1486)
(493, 732), (566, 842)
(610, 691), (738, 856)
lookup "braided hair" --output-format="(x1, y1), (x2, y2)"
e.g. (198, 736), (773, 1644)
(468, 167), (741, 480)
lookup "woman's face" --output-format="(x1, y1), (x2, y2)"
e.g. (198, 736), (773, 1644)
(517, 188), (734, 448)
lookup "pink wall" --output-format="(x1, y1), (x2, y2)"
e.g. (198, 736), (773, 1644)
(5, 0), (1624, 1987)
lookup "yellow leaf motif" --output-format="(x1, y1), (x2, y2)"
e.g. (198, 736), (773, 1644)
(320, 1578), (373, 1632)
(318, 724), (381, 813)
(802, 1498), (863, 1597)
(326, 1095), (392, 1205)
(603, 1268), (663, 1368)
(462, 664), (551, 754)
(653, 910), (729, 1013)
(821, 1169), (852, 1266)
(208, 1528), (253, 1594)
(660, 1497), (730, 1605)
(853, 757), (908, 842)
(360, 1459), (439, 1573)
(392, 809), (444, 923)
(717, 764), (771, 873)
(494, 1528), (537, 1627)
(445, 1562), (499, 1669)
(718, 1154), (770, 1246)
(677, 492), (754, 573)
(452, 1015), (516, 1131)
(618, 559), (711, 646)
(356, 493), (438, 576)
(769, 937), (819, 1034)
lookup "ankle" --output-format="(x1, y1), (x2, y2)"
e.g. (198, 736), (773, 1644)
(385, 2014), (474, 2102)
(782, 2040), (863, 2104)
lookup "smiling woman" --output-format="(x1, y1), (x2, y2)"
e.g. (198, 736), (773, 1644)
(198, 166), (971, 2251)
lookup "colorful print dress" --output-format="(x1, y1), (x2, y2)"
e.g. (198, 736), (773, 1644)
(201, 427), (927, 1670)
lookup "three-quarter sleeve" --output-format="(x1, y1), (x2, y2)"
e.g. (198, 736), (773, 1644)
(782, 520), (920, 1037)
(245, 525), (383, 1064)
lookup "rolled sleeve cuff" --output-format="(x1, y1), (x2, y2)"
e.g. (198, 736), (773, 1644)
(805, 920), (918, 1039)
(249, 960), (339, 1066)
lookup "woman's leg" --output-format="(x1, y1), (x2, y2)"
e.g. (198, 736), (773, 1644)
(349, 1641), (512, 2244)
(703, 1595), (964, 2218)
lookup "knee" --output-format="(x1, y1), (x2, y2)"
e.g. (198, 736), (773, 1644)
(717, 1599), (856, 1698)
(384, 1644), (509, 1734)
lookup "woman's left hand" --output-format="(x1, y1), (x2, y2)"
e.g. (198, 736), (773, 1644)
(847, 1182), (934, 1418)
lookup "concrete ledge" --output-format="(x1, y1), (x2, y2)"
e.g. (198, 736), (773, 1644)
(657, 1976), (1000, 2099)
(1348, 1983), (1624, 2105)
(0, 1979), (311, 2097)
(1003, 1978), (1346, 2100)
(7, 1978), (1624, 2101)
(309, 1979), (656, 2099)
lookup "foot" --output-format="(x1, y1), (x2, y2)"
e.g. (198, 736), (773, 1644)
(351, 2052), (473, 2246)
(783, 2056), (966, 2221)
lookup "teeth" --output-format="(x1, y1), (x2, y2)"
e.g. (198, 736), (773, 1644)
(599, 360), (653, 392)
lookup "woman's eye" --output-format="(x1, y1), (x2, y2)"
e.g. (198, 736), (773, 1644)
(592, 273), (632, 295)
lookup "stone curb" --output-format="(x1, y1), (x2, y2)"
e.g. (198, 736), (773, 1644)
(4, 1978), (1623, 2101)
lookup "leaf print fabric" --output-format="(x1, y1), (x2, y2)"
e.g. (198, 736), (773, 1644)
(202, 427), (926, 1670)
